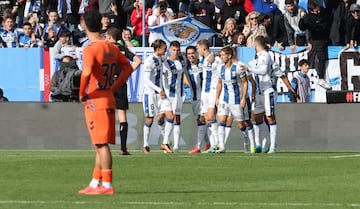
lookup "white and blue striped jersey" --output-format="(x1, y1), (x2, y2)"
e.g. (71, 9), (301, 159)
(218, 63), (246, 105)
(248, 50), (274, 92)
(143, 53), (164, 94)
(184, 62), (203, 101)
(201, 54), (222, 94)
(162, 56), (185, 98)
(0, 28), (23, 48)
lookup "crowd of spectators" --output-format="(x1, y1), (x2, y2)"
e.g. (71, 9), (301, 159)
(0, 0), (360, 49)
(0, 0), (360, 51)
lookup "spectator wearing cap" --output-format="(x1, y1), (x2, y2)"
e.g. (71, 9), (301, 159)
(345, 3), (360, 48)
(283, 0), (307, 53)
(330, 0), (354, 46)
(0, 88), (9, 102)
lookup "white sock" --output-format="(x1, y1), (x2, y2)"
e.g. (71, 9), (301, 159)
(158, 123), (165, 138)
(253, 123), (260, 147)
(224, 125), (231, 145)
(247, 126), (255, 148)
(143, 124), (151, 147)
(207, 125), (215, 148)
(269, 123), (277, 150)
(163, 119), (174, 144)
(218, 123), (225, 149)
(210, 121), (218, 148)
(259, 121), (270, 148)
(241, 127), (249, 146)
(173, 124), (180, 149)
(197, 124), (207, 148)
(102, 181), (112, 188)
(89, 178), (99, 188)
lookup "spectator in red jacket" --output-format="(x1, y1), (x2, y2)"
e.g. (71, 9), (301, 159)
(130, 0), (151, 46)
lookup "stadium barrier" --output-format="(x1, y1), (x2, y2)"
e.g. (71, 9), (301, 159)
(2, 46), (360, 103)
(0, 102), (359, 151)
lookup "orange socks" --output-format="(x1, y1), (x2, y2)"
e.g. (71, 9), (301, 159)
(102, 169), (113, 188)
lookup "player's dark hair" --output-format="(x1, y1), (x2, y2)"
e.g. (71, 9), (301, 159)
(84, 10), (102, 32)
(0, 88), (3, 97)
(185, 45), (196, 54)
(107, 27), (121, 41)
(299, 59), (309, 66)
(170, 40), (180, 48)
(254, 36), (269, 51)
(221, 46), (234, 57)
(197, 39), (210, 49)
(151, 39), (167, 50)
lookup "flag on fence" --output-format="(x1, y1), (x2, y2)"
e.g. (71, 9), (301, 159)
(148, 16), (216, 47)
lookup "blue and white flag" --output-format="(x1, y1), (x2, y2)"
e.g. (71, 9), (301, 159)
(148, 16), (216, 47)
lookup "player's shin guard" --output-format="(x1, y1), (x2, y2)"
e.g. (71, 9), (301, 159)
(269, 122), (277, 150)
(120, 122), (128, 151)
(197, 124), (207, 148)
(259, 121), (270, 150)
(218, 123), (226, 149)
(163, 118), (174, 145)
(246, 125), (255, 149)
(253, 122), (261, 147)
(143, 123), (152, 147)
(240, 127), (250, 153)
(209, 120), (218, 148)
(224, 125), (232, 145)
(173, 123), (181, 149)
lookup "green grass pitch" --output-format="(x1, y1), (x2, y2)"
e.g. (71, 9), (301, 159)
(0, 150), (359, 209)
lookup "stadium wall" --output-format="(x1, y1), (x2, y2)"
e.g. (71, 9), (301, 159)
(0, 102), (358, 151)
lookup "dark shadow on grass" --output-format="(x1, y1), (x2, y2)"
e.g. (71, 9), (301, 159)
(121, 189), (311, 194)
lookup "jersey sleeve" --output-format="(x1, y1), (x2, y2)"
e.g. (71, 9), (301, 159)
(143, 57), (154, 72)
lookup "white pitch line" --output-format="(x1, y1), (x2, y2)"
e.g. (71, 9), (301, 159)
(330, 154), (360, 159)
(1, 200), (360, 207)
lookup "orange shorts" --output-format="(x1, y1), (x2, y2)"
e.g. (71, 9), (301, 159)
(84, 106), (116, 145)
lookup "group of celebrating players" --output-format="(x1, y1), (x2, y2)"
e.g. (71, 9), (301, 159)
(142, 36), (288, 155)
(77, 10), (296, 195)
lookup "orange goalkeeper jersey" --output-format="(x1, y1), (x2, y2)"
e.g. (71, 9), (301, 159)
(79, 39), (133, 110)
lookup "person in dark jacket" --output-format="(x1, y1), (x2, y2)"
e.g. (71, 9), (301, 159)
(330, 0), (354, 46)
(299, 0), (331, 90)
(345, 3), (360, 48)
(188, 0), (215, 28)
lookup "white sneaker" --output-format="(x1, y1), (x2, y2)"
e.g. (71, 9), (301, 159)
(318, 79), (331, 90)
(216, 147), (226, 153)
(173, 147), (179, 153)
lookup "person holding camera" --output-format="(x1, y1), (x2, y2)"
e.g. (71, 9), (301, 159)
(148, 1), (175, 27)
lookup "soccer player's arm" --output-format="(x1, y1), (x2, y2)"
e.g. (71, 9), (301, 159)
(281, 74), (299, 99)
(240, 71), (248, 109)
(216, 78), (222, 107)
(79, 48), (92, 102)
(247, 73), (256, 102)
(110, 53), (133, 92)
(143, 58), (163, 93)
